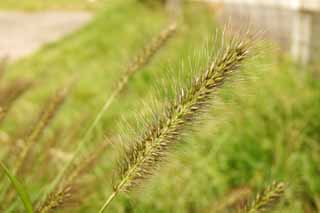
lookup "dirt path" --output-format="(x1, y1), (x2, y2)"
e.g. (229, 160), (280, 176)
(0, 11), (92, 60)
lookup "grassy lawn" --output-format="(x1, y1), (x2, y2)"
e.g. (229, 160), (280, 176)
(0, 0), (105, 11)
(1, 0), (320, 212)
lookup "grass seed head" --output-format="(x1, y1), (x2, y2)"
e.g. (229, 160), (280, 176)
(245, 181), (286, 213)
(114, 33), (254, 194)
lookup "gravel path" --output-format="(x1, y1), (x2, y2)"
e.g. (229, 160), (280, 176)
(0, 11), (92, 60)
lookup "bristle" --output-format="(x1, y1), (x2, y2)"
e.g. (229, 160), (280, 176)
(244, 182), (286, 213)
(99, 34), (255, 212)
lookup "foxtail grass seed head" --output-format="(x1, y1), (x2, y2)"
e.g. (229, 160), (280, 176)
(37, 140), (110, 212)
(26, 85), (70, 144)
(116, 22), (177, 93)
(0, 79), (32, 106)
(0, 79), (32, 123)
(12, 78), (74, 178)
(245, 181), (286, 213)
(36, 184), (76, 213)
(99, 33), (255, 212)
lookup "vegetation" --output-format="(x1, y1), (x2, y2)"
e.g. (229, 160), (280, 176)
(0, 0), (319, 212)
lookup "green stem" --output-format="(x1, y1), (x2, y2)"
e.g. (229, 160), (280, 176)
(99, 191), (118, 213)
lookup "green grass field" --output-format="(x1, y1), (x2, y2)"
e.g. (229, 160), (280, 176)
(1, 0), (320, 212)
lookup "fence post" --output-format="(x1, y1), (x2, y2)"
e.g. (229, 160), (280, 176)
(291, 10), (312, 65)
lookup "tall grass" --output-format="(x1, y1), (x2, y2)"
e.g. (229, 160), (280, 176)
(0, 0), (319, 212)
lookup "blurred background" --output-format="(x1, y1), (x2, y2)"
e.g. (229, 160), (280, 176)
(0, 0), (319, 212)
(210, 0), (320, 67)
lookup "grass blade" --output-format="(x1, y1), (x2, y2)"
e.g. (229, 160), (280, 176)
(0, 161), (34, 213)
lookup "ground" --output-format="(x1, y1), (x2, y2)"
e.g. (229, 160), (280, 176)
(0, 11), (92, 60)
(0, 0), (103, 11)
